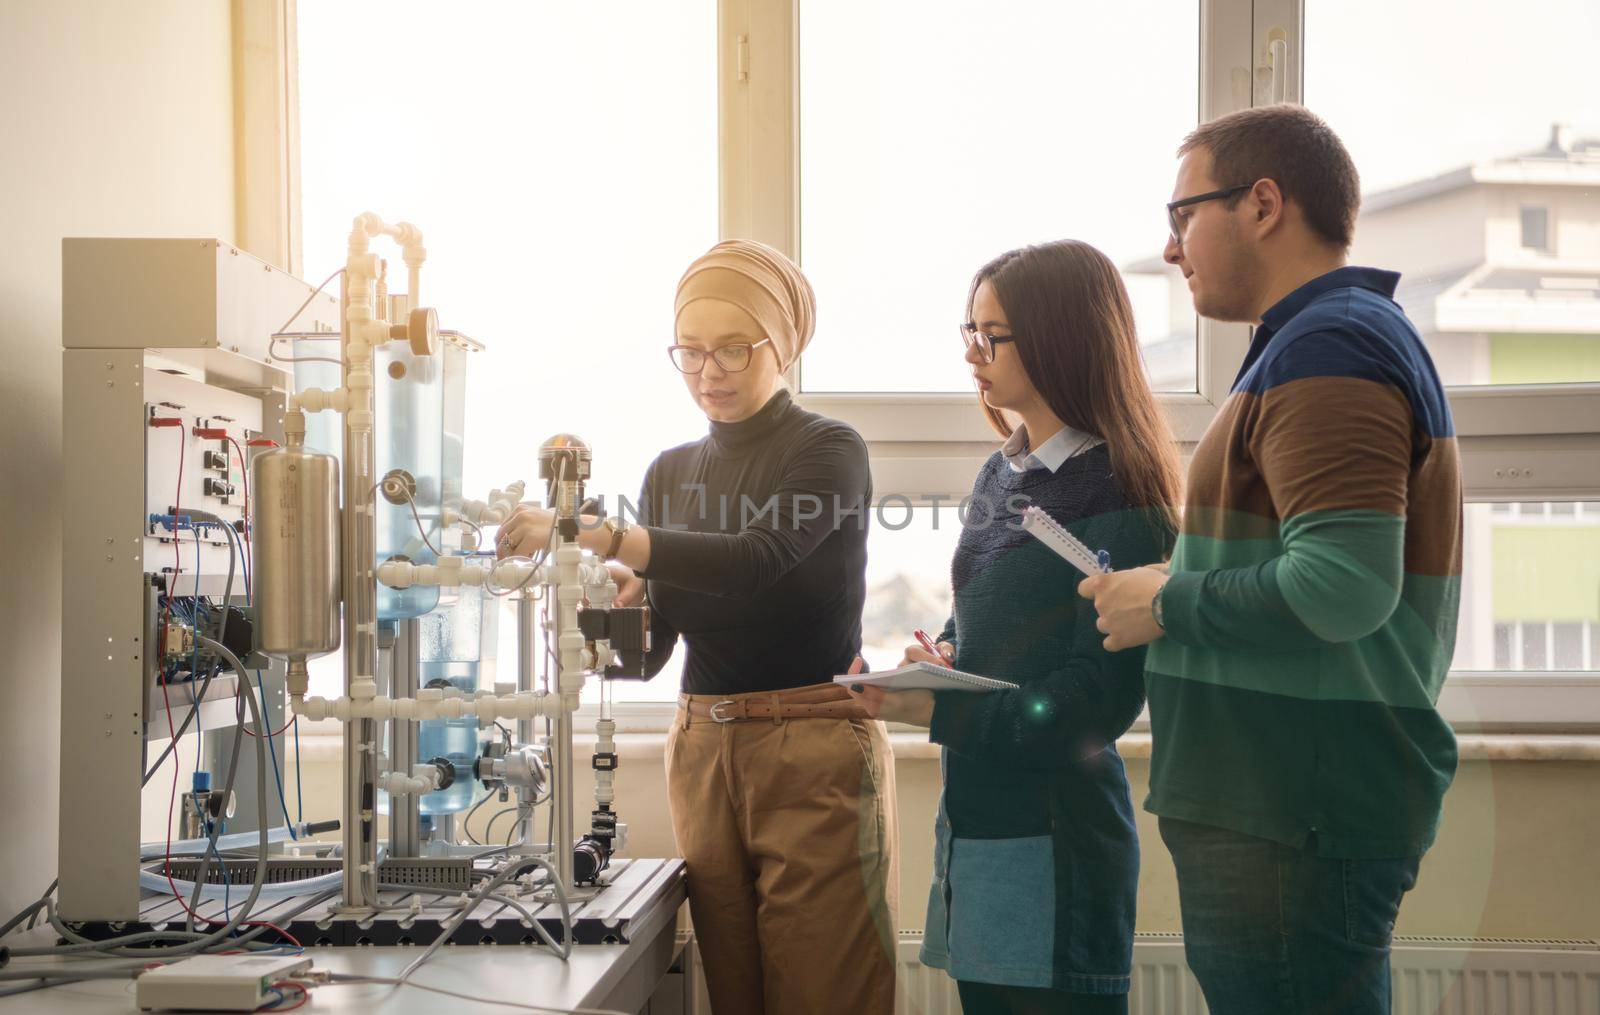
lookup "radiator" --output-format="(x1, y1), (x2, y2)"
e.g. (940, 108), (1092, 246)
(890, 932), (1600, 1015)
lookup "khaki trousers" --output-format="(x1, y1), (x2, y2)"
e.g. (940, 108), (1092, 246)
(666, 683), (899, 1015)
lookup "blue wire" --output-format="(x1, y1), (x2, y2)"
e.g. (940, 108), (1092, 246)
(292, 715), (304, 827)
(256, 669), (297, 840)
(213, 519), (294, 841)
(192, 528), (204, 769)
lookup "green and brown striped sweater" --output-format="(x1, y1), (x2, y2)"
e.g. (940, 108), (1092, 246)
(1146, 266), (1463, 859)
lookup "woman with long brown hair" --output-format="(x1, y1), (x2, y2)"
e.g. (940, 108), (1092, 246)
(849, 240), (1180, 1014)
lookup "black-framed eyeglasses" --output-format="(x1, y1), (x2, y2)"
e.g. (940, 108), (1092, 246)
(959, 322), (1017, 364)
(1166, 184), (1251, 242)
(667, 337), (773, 374)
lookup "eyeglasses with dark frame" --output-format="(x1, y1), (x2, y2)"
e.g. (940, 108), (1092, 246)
(959, 322), (1017, 364)
(1166, 183), (1252, 243)
(667, 337), (774, 374)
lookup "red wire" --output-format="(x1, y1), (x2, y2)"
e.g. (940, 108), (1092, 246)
(226, 436), (253, 586)
(160, 424), (186, 901)
(240, 711), (297, 739)
(260, 982), (309, 1012)
(156, 423), (302, 949)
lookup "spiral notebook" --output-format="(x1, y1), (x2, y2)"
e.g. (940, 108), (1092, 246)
(833, 661), (1019, 694)
(1019, 505), (1112, 576)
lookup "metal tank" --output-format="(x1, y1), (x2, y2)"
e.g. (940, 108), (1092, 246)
(252, 435), (341, 686)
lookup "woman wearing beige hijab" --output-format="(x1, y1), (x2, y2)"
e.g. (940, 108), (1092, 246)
(499, 240), (898, 1014)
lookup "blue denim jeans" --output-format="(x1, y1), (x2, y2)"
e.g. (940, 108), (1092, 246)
(1159, 817), (1420, 1015)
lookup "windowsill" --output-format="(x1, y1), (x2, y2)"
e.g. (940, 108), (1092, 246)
(289, 728), (1600, 764)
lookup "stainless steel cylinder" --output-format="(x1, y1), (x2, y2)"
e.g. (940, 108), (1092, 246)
(252, 442), (341, 659)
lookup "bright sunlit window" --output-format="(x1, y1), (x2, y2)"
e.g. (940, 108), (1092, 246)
(796, 1), (1200, 394)
(298, 1), (717, 703)
(1306, 0), (1600, 388)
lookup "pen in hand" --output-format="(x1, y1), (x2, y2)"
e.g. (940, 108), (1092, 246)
(913, 628), (955, 667)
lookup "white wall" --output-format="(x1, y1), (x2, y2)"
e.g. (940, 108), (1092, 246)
(0, 0), (237, 926)
(1352, 186), (1490, 278)
(282, 737), (1600, 941)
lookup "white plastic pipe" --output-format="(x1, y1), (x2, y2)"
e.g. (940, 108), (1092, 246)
(377, 764), (443, 796)
(377, 555), (610, 593)
(293, 687), (565, 723)
(455, 481), (526, 526)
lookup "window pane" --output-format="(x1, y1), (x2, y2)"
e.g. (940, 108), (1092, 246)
(298, 2), (717, 703)
(1519, 207), (1551, 253)
(1552, 622), (1585, 669)
(1455, 501), (1600, 673)
(861, 505), (960, 672)
(797, 2), (1200, 394)
(1307, 0), (1600, 387)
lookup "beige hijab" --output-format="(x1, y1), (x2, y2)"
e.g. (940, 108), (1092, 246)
(674, 239), (816, 371)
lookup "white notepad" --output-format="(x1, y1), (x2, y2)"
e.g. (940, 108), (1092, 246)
(834, 661), (1019, 693)
(1019, 505), (1111, 576)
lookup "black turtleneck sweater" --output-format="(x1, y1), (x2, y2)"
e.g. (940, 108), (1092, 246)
(633, 389), (872, 695)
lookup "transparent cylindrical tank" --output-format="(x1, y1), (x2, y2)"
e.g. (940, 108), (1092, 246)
(374, 340), (444, 619)
(290, 337), (342, 459)
(416, 574), (498, 816)
(431, 338), (471, 610)
(291, 335), (445, 620)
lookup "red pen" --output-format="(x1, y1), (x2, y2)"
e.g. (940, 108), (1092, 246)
(913, 629), (951, 662)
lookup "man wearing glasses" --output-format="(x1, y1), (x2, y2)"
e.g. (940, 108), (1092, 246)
(1080, 104), (1463, 1015)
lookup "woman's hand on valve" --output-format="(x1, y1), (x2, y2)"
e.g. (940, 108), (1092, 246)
(844, 655), (936, 727)
(607, 563), (646, 606)
(496, 504), (555, 559)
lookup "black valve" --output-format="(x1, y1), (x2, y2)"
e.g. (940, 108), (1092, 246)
(427, 757), (456, 792)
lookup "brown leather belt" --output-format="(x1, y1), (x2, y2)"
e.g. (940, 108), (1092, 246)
(678, 681), (868, 724)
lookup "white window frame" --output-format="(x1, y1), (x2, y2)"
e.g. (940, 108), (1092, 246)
(713, 0), (1600, 731)
(274, 1), (1600, 731)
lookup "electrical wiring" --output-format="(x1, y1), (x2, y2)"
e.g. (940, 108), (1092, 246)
(9, 887), (332, 960)
(0, 880), (56, 940)
(460, 789), (497, 846)
(183, 680), (248, 934)
(394, 479), (445, 558)
(273, 268), (345, 338)
(142, 665), (221, 786)
(190, 528), (205, 769)
(225, 435), (252, 602)
(481, 806), (520, 847)
(291, 714), (304, 829)
(197, 517), (296, 840)
(260, 981), (308, 1011)
(391, 855), (574, 988)
(152, 422), (189, 874)
(268, 336), (342, 365)
(41, 639), (285, 960)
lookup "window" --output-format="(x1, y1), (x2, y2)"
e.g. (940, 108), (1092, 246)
(1306, 0), (1600, 394)
(298, 2), (718, 703)
(1457, 500), (1600, 674)
(1520, 206), (1551, 253)
(288, 1), (1600, 729)
(795, 2), (1201, 396)
(860, 505), (960, 671)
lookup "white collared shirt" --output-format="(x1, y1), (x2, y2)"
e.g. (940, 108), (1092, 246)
(1001, 422), (1102, 474)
